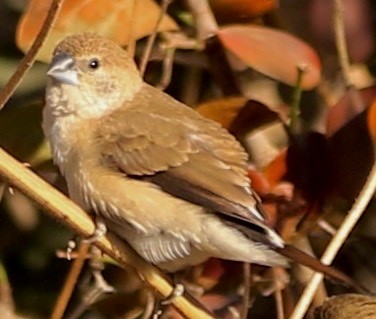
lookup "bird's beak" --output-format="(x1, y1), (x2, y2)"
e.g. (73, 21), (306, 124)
(47, 53), (79, 86)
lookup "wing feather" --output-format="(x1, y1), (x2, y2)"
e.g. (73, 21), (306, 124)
(97, 84), (278, 242)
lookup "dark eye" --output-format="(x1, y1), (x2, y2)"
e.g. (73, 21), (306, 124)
(88, 58), (100, 70)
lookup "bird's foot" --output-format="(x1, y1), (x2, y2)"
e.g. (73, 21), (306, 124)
(161, 283), (185, 305)
(152, 283), (185, 318)
(65, 237), (78, 260)
(83, 218), (107, 244)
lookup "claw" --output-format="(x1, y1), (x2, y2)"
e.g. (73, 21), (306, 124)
(66, 239), (77, 260)
(83, 218), (107, 244)
(161, 283), (185, 305)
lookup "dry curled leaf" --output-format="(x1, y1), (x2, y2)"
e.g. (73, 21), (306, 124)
(367, 99), (376, 144)
(16, 0), (178, 62)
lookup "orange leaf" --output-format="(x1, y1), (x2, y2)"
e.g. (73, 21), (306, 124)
(195, 96), (248, 129)
(16, 0), (178, 62)
(263, 149), (287, 189)
(248, 167), (271, 195)
(210, 0), (278, 23)
(217, 25), (321, 89)
(196, 259), (225, 290)
(368, 99), (376, 144)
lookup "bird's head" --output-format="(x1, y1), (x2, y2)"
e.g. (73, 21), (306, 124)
(46, 33), (142, 118)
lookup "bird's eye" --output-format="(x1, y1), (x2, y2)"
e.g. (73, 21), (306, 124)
(88, 58), (100, 70)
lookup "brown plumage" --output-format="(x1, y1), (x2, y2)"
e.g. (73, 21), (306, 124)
(43, 33), (362, 290)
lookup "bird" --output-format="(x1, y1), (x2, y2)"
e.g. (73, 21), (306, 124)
(43, 33), (360, 289)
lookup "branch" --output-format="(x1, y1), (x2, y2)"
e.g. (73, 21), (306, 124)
(51, 241), (90, 319)
(185, 0), (218, 41)
(333, 0), (351, 87)
(0, 0), (64, 110)
(139, 0), (172, 77)
(333, 0), (364, 110)
(0, 147), (214, 319)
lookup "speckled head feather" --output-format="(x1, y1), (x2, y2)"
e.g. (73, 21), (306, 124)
(53, 33), (136, 70)
(46, 33), (143, 119)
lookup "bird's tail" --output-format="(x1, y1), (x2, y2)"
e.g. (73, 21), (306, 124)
(276, 244), (370, 294)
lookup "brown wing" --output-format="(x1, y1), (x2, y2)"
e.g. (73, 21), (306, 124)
(98, 84), (273, 236)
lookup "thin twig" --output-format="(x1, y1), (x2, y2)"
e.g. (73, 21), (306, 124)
(0, 147), (214, 319)
(51, 241), (91, 319)
(290, 155), (376, 319)
(156, 47), (176, 90)
(273, 276), (284, 319)
(289, 65), (306, 134)
(139, 0), (172, 77)
(185, 0), (218, 41)
(180, 67), (202, 106)
(333, 0), (351, 87)
(241, 263), (251, 319)
(186, 0), (240, 95)
(125, 0), (138, 59)
(333, 0), (364, 110)
(0, 0), (63, 110)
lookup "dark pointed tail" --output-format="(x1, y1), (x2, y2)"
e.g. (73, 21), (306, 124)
(276, 244), (371, 294)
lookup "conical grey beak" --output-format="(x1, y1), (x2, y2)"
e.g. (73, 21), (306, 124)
(47, 53), (79, 85)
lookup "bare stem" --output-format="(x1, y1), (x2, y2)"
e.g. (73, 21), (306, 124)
(0, 0), (63, 110)
(333, 0), (351, 87)
(273, 271), (284, 319)
(333, 0), (364, 110)
(139, 0), (172, 76)
(290, 154), (376, 319)
(156, 47), (176, 90)
(51, 241), (91, 319)
(241, 263), (251, 319)
(289, 65), (306, 134)
(185, 0), (218, 41)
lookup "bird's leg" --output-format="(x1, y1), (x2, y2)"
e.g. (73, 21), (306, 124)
(83, 217), (107, 243)
(57, 217), (106, 261)
(152, 271), (187, 318)
(152, 283), (185, 319)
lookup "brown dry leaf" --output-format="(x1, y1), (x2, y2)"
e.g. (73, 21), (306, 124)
(16, 0), (178, 63)
(217, 25), (321, 89)
(367, 99), (376, 144)
(195, 96), (248, 129)
(326, 86), (376, 137)
(196, 97), (281, 141)
(209, 0), (278, 23)
(328, 110), (374, 201)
